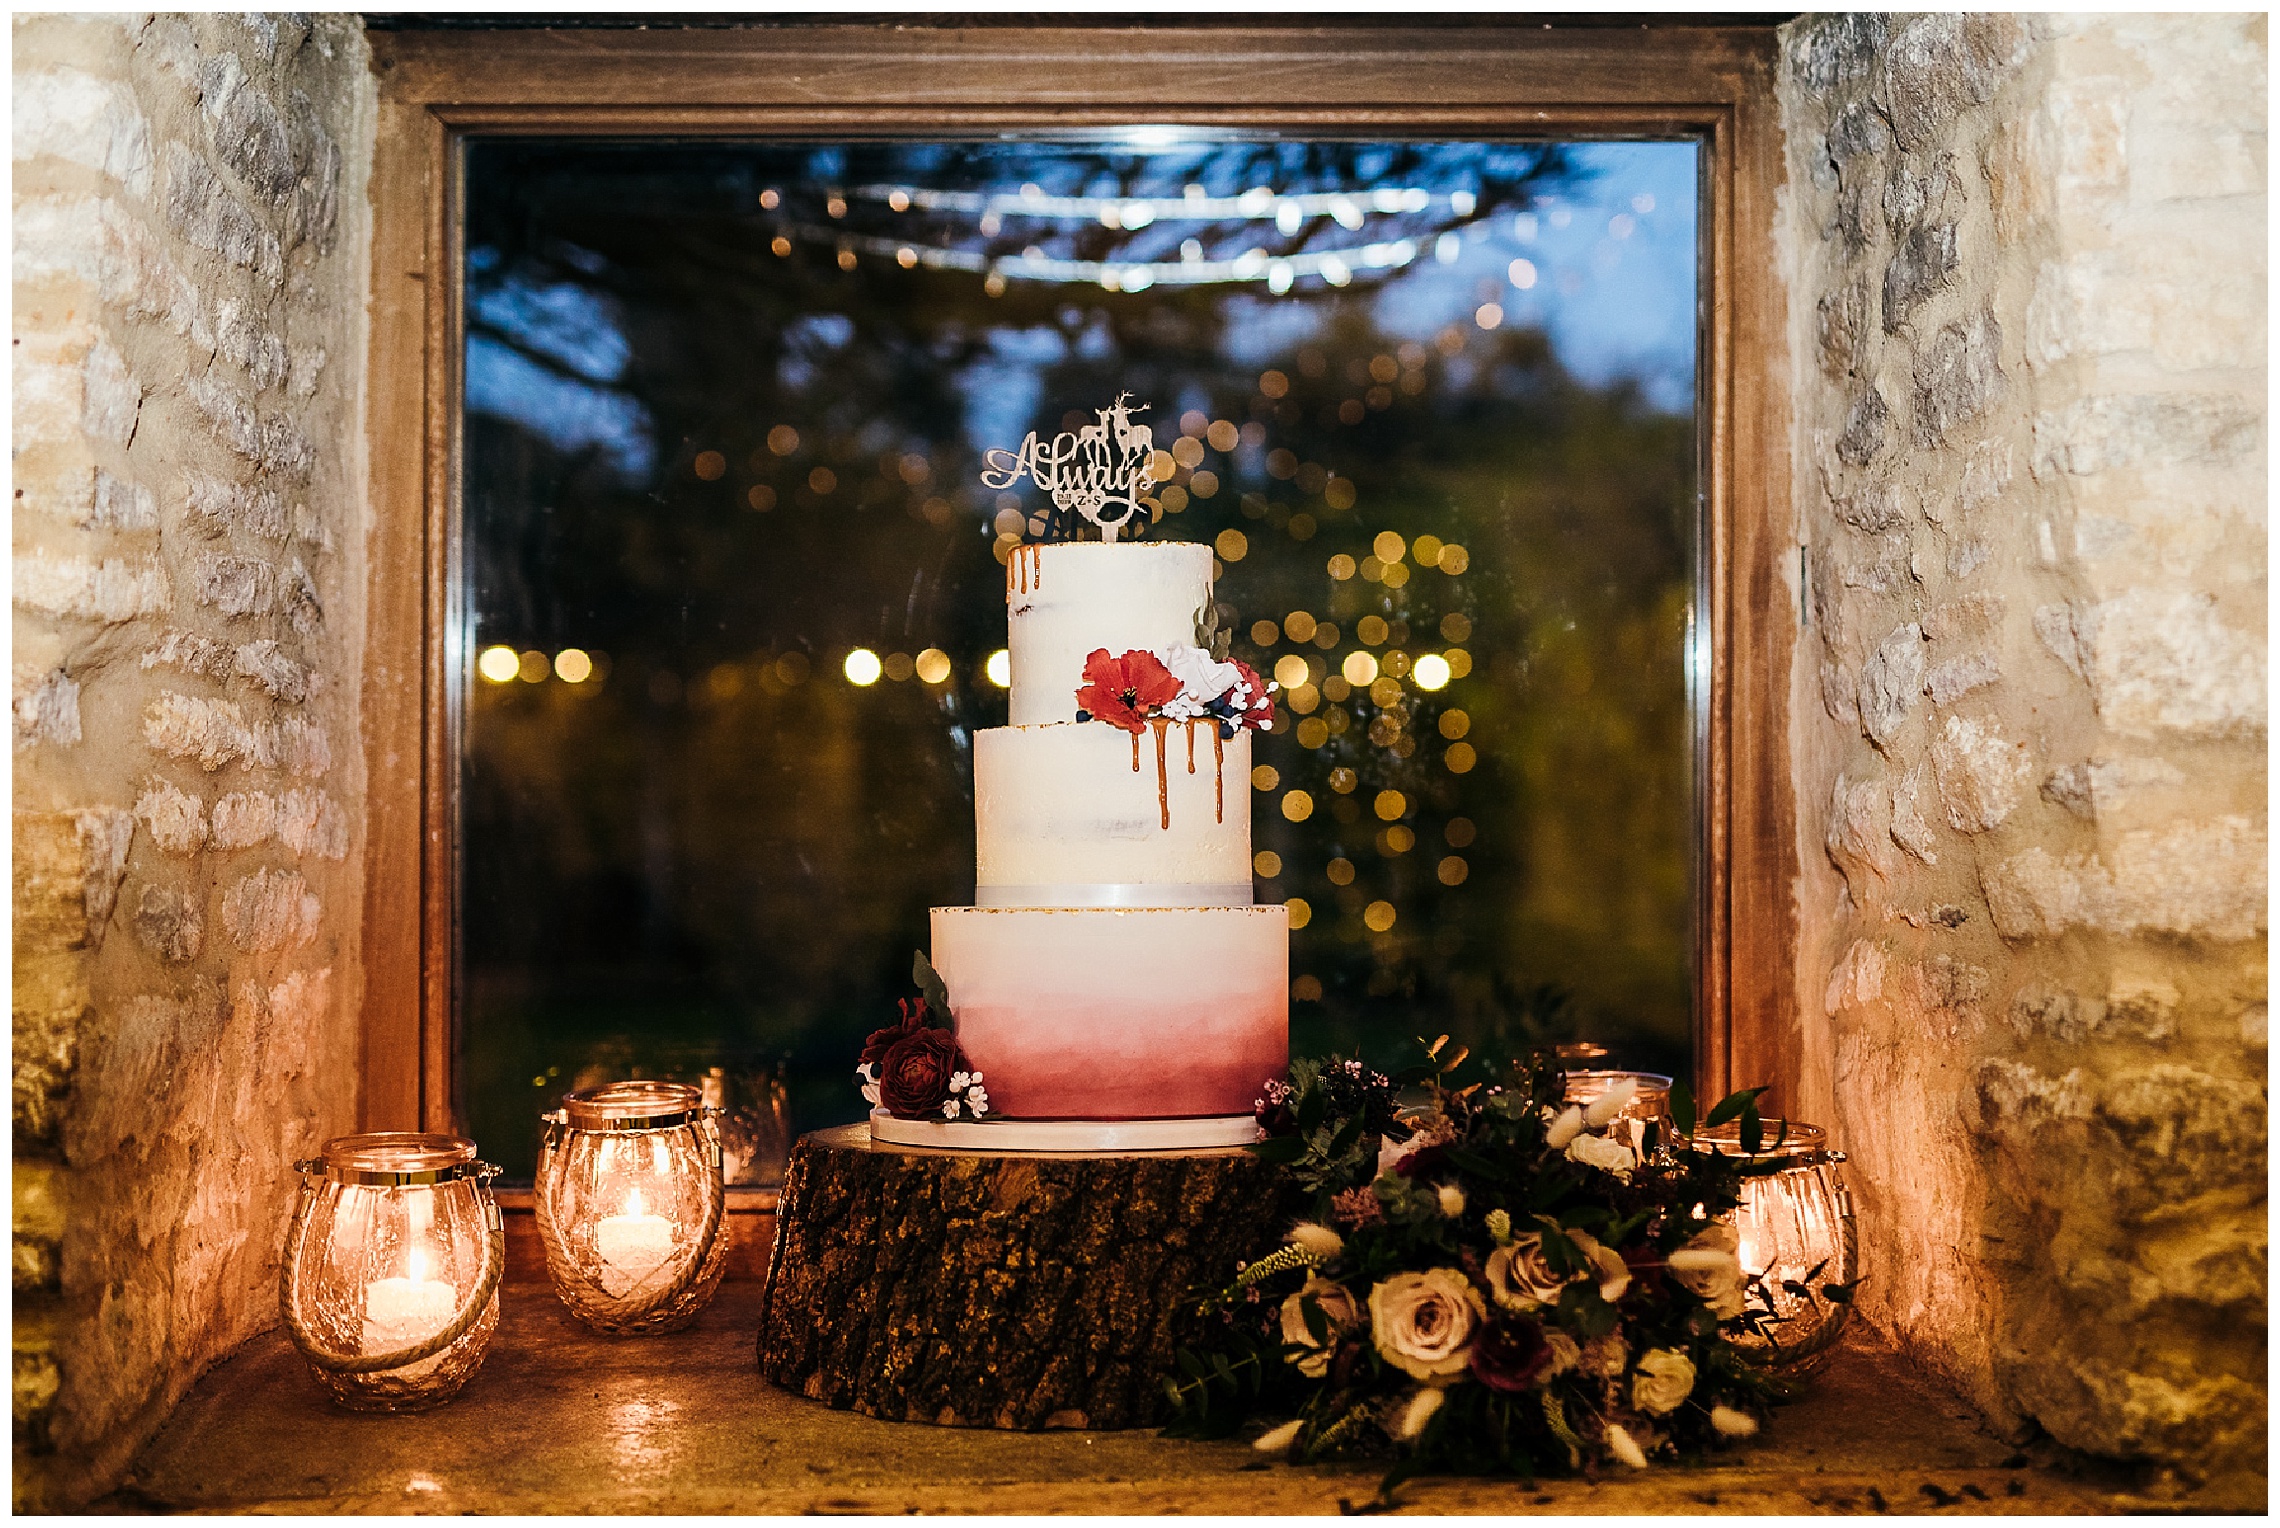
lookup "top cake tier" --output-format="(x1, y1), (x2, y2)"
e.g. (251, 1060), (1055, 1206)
(1005, 541), (1213, 727)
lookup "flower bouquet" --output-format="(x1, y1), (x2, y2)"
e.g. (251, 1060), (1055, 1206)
(854, 953), (990, 1122)
(1164, 1039), (1847, 1490)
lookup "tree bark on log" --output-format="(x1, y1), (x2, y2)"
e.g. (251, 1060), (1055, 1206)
(757, 1124), (1302, 1431)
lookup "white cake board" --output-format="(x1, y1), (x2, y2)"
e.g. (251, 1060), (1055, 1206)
(868, 1109), (1263, 1153)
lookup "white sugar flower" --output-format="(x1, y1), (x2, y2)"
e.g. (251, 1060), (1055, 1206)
(950, 1071), (973, 1092)
(861, 1080), (881, 1107)
(1153, 644), (1246, 719)
(966, 1088), (989, 1116)
(941, 1099), (960, 1120)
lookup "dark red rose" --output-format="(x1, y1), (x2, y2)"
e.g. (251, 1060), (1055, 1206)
(878, 1026), (962, 1117)
(1227, 657), (1276, 730)
(1469, 1316), (1558, 1394)
(859, 997), (929, 1071)
(1075, 648), (1180, 733)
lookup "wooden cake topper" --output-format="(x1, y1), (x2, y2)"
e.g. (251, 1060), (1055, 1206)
(980, 394), (1160, 544)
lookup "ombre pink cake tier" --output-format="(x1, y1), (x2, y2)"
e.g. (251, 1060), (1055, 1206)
(931, 904), (1289, 1120)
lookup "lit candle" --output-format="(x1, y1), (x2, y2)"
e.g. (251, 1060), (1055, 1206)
(593, 1186), (675, 1296)
(363, 1249), (455, 1378)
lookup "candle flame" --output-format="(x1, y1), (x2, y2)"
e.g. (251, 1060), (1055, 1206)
(407, 1248), (429, 1283)
(625, 1187), (644, 1218)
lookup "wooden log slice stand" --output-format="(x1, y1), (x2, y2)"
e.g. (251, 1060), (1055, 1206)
(757, 1123), (1302, 1431)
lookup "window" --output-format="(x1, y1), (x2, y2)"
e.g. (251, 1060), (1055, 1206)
(360, 24), (1797, 1167)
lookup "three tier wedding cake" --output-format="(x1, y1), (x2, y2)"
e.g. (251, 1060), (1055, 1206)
(861, 400), (1289, 1151)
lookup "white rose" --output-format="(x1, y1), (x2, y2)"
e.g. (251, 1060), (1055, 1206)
(1279, 1277), (1361, 1378)
(1437, 1183), (1466, 1218)
(1710, 1405), (1760, 1437)
(1669, 1222), (1748, 1319)
(1630, 1347), (1696, 1415)
(1582, 1076), (1639, 1127)
(1545, 1104), (1585, 1149)
(1605, 1422), (1650, 1469)
(1565, 1130), (1637, 1180)
(1484, 1234), (1568, 1311)
(1368, 1268), (1485, 1385)
(1286, 1221), (1344, 1260)
(1484, 1228), (1629, 1310)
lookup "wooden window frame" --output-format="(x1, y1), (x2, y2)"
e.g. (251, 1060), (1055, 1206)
(360, 22), (1801, 1166)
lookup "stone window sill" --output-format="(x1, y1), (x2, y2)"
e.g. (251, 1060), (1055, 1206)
(105, 1283), (2232, 1514)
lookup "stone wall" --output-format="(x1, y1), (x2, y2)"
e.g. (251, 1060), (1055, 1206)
(12, 13), (373, 1509)
(1778, 12), (2265, 1486)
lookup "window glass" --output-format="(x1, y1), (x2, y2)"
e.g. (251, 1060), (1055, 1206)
(462, 138), (1699, 1183)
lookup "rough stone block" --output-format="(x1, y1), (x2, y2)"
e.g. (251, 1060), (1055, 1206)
(1923, 650), (1999, 706)
(12, 195), (212, 349)
(1825, 771), (1896, 891)
(11, 66), (152, 197)
(1931, 713), (2033, 832)
(160, 142), (281, 286)
(2044, 77), (2129, 193)
(1787, 11), (1890, 93)
(1822, 937), (1886, 1017)
(198, 51), (297, 207)
(13, 813), (91, 953)
(14, 1162), (66, 1294)
(1883, 220), (1958, 332)
(2033, 393), (2260, 476)
(1888, 760), (1940, 864)
(2038, 756), (2186, 822)
(141, 693), (331, 777)
(1836, 385), (1890, 465)
(132, 885), (203, 964)
(1857, 622), (1926, 749)
(12, 550), (171, 625)
(1836, 481), (1912, 534)
(218, 867), (320, 954)
(1815, 275), (1872, 379)
(2034, 590), (2266, 736)
(12, 668), (82, 752)
(1912, 311), (2007, 443)
(1982, 816), (2267, 941)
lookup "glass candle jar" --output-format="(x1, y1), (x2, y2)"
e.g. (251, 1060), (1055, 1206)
(1694, 1119), (1857, 1373)
(1562, 1069), (1674, 1126)
(535, 1081), (730, 1334)
(279, 1133), (504, 1412)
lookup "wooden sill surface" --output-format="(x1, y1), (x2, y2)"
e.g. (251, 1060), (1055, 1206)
(101, 1283), (2236, 1515)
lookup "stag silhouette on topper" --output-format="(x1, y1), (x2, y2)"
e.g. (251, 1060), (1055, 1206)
(979, 394), (1161, 543)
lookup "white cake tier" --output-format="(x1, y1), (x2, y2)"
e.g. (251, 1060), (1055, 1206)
(1005, 540), (1213, 726)
(974, 721), (1252, 907)
(931, 905), (1289, 1120)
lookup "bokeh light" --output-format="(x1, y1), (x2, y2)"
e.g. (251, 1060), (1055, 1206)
(477, 645), (520, 684)
(1413, 653), (1452, 690)
(914, 648), (952, 684)
(518, 650), (551, 683)
(843, 648), (883, 685)
(554, 648), (593, 684)
(985, 649), (1012, 688)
